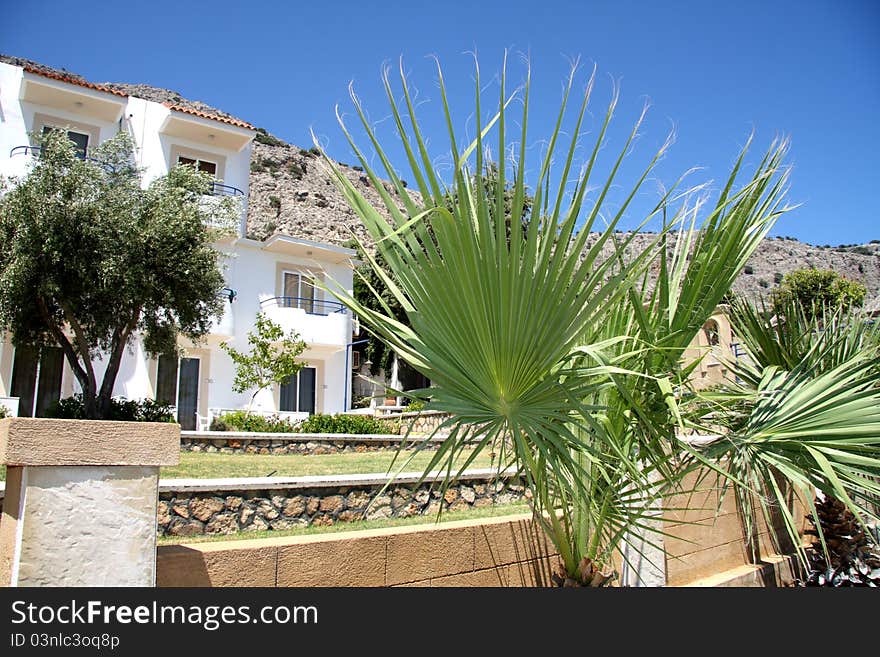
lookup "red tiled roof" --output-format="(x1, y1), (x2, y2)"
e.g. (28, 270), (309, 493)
(22, 66), (129, 98)
(163, 103), (254, 130)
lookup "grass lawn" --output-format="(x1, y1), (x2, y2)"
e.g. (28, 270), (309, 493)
(159, 448), (498, 479)
(0, 449), (500, 482)
(158, 501), (531, 545)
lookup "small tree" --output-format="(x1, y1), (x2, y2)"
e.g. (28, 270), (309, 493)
(0, 129), (239, 419)
(220, 312), (308, 412)
(771, 267), (867, 316)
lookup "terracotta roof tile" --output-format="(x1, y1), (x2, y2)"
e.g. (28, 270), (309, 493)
(163, 103), (254, 130)
(22, 66), (129, 98)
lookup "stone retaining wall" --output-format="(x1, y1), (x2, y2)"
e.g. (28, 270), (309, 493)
(159, 471), (526, 538)
(180, 431), (447, 455)
(377, 411), (453, 435)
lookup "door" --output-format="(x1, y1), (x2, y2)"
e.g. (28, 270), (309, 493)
(10, 345), (63, 417)
(34, 347), (64, 417)
(298, 367), (316, 414)
(283, 271), (316, 313)
(10, 346), (38, 417)
(177, 358), (200, 430)
(279, 366), (317, 414)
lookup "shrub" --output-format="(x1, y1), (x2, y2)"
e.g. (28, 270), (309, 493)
(758, 278), (769, 288)
(287, 161), (305, 179)
(771, 268), (867, 315)
(295, 413), (396, 435)
(773, 272), (784, 284)
(268, 195), (281, 213)
(254, 128), (288, 148)
(46, 395), (174, 422)
(211, 410), (298, 433)
(743, 264), (754, 275)
(0, 405), (8, 419)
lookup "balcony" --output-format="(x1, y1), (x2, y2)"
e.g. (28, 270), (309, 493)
(259, 297), (349, 349)
(10, 145), (117, 170)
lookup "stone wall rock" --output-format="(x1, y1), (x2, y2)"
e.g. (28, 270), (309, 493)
(159, 478), (527, 537)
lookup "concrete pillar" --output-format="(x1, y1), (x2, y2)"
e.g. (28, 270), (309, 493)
(0, 417), (179, 586)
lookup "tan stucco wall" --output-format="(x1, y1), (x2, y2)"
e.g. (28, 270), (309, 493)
(157, 513), (558, 587)
(156, 477), (808, 588)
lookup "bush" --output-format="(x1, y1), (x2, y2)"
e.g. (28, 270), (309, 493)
(743, 265), (754, 275)
(210, 410), (298, 433)
(773, 272), (784, 284)
(295, 413), (396, 435)
(253, 128), (288, 148)
(46, 395), (174, 422)
(0, 405), (8, 419)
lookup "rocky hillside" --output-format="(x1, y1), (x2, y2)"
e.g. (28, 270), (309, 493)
(5, 54), (878, 305)
(246, 138), (880, 306)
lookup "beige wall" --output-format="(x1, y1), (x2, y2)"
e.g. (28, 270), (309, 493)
(156, 477), (808, 588)
(682, 307), (736, 389)
(157, 513), (558, 587)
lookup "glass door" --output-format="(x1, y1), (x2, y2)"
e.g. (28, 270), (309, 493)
(10, 345), (63, 417)
(176, 358), (200, 431)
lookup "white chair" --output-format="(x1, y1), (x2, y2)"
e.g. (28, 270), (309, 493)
(195, 411), (210, 432)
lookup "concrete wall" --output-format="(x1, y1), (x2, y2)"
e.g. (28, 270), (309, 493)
(155, 469), (809, 587)
(157, 514), (558, 587)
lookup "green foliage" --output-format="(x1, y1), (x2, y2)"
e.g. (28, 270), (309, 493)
(0, 406), (8, 419)
(268, 195), (281, 214)
(210, 410), (297, 433)
(771, 268), (867, 316)
(46, 394), (174, 422)
(220, 312), (308, 408)
(319, 55), (795, 580)
(253, 128), (288, 148)
(705, 297), (880, 562)
(295, 413), (397, 435)
(287, 161), (305, 179)
(0, 129), (235, 418)
(773, 271), (784, 284)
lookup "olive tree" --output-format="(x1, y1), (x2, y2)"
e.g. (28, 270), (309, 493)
(0, 129), (238, 419)
(220, 312), (308, 413)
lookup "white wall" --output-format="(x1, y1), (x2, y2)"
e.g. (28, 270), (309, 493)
(0, 60), (355, 419)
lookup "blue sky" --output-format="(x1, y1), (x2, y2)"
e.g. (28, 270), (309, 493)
(2, 0), (878, 244)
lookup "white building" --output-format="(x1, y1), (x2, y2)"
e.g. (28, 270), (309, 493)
(0, 60), (358, 428)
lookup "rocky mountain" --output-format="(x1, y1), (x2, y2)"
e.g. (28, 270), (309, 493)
(5, 54), (877, 305)
(246, 138), (880, 306)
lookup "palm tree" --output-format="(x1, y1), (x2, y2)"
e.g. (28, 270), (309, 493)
(317, 54), (880, 584)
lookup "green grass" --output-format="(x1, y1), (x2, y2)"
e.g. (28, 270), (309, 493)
(159, 448), (498, 480)
(158, 502), (530, 545)
(0, 449), (500, 482)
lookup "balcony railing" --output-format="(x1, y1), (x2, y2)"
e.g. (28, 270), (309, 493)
(12, 146), (244, 197)
(209, 181), (244, 197)
(260, 296), (346, 316)
(10, 145), (118, 171)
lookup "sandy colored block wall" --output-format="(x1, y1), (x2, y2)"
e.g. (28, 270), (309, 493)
(157, 470), (809, 588)
(157, 513), (558, 587)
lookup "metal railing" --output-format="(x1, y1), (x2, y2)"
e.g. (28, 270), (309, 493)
(209, 181), (244, 197)
(260, 296), (346, 316)
(10, 145), (117, 171)
(11, 146), (244, 197)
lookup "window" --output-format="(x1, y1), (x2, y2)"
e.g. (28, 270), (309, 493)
(352, 351), (361, 370)
(702, 320), (720, 347)
(282, 271), (316, 313)
(177, 155), (218, 177)
(42, 125), (89, 159)
(279, 367), (316, 414)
